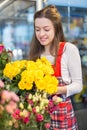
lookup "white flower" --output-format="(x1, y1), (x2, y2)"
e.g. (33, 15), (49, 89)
(27, 104), (32, 111)
(19, 102), (24, 109)
(28, 94), (32, 99)
(36, 106), (40, 113)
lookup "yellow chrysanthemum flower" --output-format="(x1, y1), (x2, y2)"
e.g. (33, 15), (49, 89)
(44, 75), (58, 94)
(3, 62), (21, 79)
(35, 78), (46, 91)
(3, 57), (58, 94)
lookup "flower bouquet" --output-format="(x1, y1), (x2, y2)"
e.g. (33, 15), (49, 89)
(0, 57), (63, 130)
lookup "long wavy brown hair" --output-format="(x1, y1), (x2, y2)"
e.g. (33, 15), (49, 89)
(28, 5), (66, 61)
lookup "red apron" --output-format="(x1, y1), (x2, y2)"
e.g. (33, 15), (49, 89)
(50, 42), (78, 130)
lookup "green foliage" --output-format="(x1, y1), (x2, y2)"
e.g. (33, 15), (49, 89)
(0, 49), (12, 78)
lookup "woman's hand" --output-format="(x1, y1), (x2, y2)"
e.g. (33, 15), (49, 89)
(57, 85), (67, 95)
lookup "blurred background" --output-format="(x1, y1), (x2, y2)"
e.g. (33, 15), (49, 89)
(0, 0), (87, 110)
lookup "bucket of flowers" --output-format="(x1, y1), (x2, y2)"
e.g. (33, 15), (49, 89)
(1, 56), (63, 130)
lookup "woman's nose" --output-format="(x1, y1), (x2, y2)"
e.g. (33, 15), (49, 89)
(39, 29), (45, 36)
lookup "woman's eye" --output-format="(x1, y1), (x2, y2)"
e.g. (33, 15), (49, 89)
(35, 28), (50, 32)
(35, 29), (40, 32)
(45, 29), (50, 31)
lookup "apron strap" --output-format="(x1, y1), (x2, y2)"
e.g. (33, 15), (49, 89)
(54, 42), (66, 77)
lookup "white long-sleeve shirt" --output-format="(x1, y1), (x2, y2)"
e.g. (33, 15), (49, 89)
(42, 42), (83, 97)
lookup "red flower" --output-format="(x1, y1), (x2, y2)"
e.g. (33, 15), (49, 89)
(23, 117), (30, 124)
(45, 123), (50, 129)
(0, 44), (4, 54)
(12, 109), (21, 120)
(36, 113), (44, 122)
(27, 99), (34, 106)
(32, 107), (36, 113)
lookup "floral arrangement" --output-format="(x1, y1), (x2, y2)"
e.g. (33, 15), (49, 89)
(3, 57), (58, 95)
(0, 44), (12, 78)
(0, 80), (19, 130)
(0, 48), (63, 130)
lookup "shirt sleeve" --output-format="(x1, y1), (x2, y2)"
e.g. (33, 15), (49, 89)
(65, 43), (83, 97)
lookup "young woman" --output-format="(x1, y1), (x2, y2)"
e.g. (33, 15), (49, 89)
(29, 5), (82, 130)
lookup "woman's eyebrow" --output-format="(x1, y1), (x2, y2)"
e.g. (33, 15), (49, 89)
(35, 25), (50, 28)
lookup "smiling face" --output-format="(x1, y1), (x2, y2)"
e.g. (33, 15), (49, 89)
(29, 5), (65, 60)
(35, 18), (55, 49)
